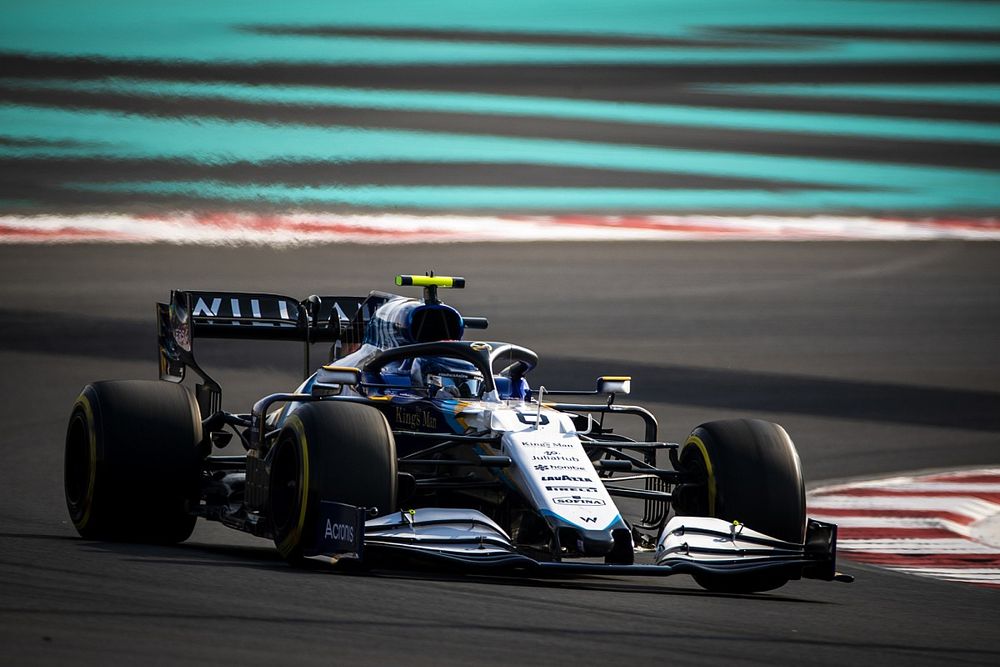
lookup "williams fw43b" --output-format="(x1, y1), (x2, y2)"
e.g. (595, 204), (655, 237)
(64, 274), (853, 593)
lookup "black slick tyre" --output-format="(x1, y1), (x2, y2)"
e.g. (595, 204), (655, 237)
(269, 401), (397, 564)
(675, 419), (805, 593)
(64, 380), (202, 543)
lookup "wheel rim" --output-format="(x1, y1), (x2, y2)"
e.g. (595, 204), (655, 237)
(676, 445), (711, 517)
(269, 435), (302, 538)
(65, 411), (92, 513)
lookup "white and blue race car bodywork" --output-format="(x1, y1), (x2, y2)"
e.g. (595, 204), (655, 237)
(65, 274), (851, 594)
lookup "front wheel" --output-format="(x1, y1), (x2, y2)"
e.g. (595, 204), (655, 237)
(675, 419), (805, 593)
(269, 401), (397, 563)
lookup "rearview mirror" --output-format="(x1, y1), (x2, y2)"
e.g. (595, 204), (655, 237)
(312, 365), (362, 396)
(597, 376), (631, 395)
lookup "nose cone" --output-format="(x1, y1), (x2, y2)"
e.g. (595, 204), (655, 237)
(579, 528), (617, 556)
(555, 525), (616, 557)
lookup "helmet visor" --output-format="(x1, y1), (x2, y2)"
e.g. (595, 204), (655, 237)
(427, 372), (483, 399)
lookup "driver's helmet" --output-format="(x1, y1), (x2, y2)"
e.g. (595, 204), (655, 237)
(410, 357), (484, 399)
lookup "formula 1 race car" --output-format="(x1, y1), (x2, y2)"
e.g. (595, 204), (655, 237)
(64, 274), (852, 593)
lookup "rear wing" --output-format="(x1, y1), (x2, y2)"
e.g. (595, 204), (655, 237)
(165, 290), (361, 342)
(158, 290), (368, 414)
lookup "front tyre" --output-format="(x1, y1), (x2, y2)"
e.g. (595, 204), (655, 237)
(64, 380), (202, 543)
(675, 419), (805, 593)
(269, 401), (397, 563)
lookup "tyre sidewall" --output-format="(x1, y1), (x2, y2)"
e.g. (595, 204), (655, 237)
(680, 419), (805, 543)
(64, 381), (202, 542)
(677, 419), (806, 593)
(271, 414), (313, 560)
(65, 390), (100, 535)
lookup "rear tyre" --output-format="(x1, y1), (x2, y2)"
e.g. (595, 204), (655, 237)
(64, 380), (202, 543)
(269, 401), (397, 563)
(675, 419), (805, 593)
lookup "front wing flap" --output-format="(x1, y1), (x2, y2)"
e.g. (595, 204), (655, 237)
(306, 508), (848, 582)
(653, 516), (846, 581)
(362, 508), (535, 568)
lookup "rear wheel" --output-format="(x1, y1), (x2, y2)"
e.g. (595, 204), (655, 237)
(269, 401), (397, 563)
(64, 380), (202, 543)
(675, 419), (805, 593)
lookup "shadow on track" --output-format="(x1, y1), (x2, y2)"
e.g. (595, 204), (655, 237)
(7, 308), (998, 432)
(536, 356), (1000, 433)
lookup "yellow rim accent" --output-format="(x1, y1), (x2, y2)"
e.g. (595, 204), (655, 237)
(75, 393), (98, 531)
(600, 376), (632, 381)
(321, 365), (361, 372)
(683, 434), (717, 517)
(277, 415), (310, 557)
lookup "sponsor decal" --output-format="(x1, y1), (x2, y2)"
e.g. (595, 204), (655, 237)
(394, 407), (438, 430)
(310, 501), (363, 559)
(532, 453), (580, 462)
(193, 296), (223, 317)
(541, 474), (593, 483)
(580, 516), (599, 523)
(554, 496), (606, 506)
(520, 440), (575, 448)
(533, 464), (585, 471)
(545, 485), (599, 493)
(324, 519), (355, 542)
(192, 295), (295, 325)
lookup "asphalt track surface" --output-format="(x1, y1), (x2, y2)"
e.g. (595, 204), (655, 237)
(2, 242), (999, 666)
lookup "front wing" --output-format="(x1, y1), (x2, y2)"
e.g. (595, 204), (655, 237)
(307, 506), (850, 583)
